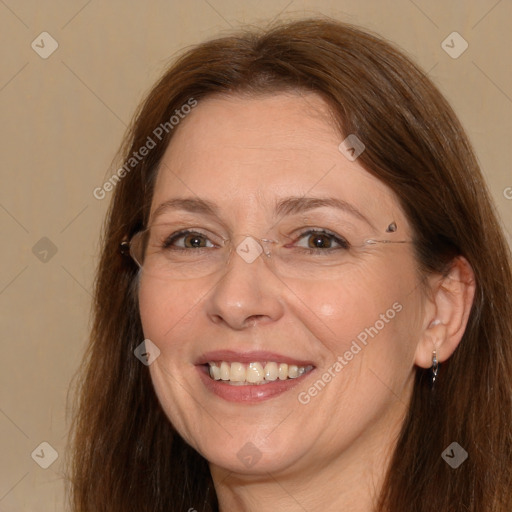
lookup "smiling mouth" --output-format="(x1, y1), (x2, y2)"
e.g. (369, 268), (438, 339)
(207, 361), (315, 385)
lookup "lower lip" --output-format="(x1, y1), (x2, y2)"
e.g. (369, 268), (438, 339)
(197, 366), (313, 403)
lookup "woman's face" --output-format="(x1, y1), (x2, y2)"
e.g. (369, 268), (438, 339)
(138, 92), (427, 478)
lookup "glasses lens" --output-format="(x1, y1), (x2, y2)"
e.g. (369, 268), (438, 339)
(129, 230), (148, 267)
(130, 224), (229, 279)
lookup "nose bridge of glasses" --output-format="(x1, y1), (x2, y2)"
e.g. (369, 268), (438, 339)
(228, 234), (278, 264)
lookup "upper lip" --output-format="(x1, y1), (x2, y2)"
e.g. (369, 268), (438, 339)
(196, 350), (315, 367)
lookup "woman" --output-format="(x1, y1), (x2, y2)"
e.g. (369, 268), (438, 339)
(69, 18), (512, 511)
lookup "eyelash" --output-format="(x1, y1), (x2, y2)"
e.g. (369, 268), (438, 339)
(161, 228), (350, 252)
(291, 229), (350, 252)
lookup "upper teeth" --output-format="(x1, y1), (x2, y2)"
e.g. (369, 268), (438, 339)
(208, 361), (313, 385)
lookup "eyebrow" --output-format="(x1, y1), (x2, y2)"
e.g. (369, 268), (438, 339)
(274, 196), (372, 226)
(152, 198), (220, 220)
(151, 196), (373, 227)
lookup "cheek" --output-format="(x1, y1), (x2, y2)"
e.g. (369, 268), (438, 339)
(138, 277), (207, 442)
(137, 277), (202, 371)
(139, 277), (196, 337)
(288, 254), (421, 377)
(287, 264), (399, 339)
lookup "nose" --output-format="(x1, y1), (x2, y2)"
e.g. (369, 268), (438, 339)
(204, 239), (285, 330)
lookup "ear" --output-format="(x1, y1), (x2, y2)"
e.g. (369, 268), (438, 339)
(414, 256), (476, 368)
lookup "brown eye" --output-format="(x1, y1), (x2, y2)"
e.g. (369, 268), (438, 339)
(163, 231), (214, 249)
(294, 229), (350, 251)
(183, 233), (208, 248)
(308, 233), (333, 249)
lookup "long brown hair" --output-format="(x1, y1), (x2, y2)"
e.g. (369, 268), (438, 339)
(68, 18), (512, 511)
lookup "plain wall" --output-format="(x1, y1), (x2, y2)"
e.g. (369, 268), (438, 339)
(1, 1), (511, 510)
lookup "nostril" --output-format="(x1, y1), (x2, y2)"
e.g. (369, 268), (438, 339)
(245, 315), (266, 327)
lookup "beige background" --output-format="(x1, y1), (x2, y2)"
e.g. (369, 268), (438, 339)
(1, 1), (511, 510)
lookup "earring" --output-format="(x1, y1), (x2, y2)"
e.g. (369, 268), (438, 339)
(431, 349), (439, 388)
(120, 240), (130, 256)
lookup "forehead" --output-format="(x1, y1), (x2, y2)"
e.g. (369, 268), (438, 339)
(150, 92), (406, 231)
(160, 91), (338, 161)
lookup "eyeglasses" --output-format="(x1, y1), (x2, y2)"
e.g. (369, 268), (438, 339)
(127, 221), (411, 281)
